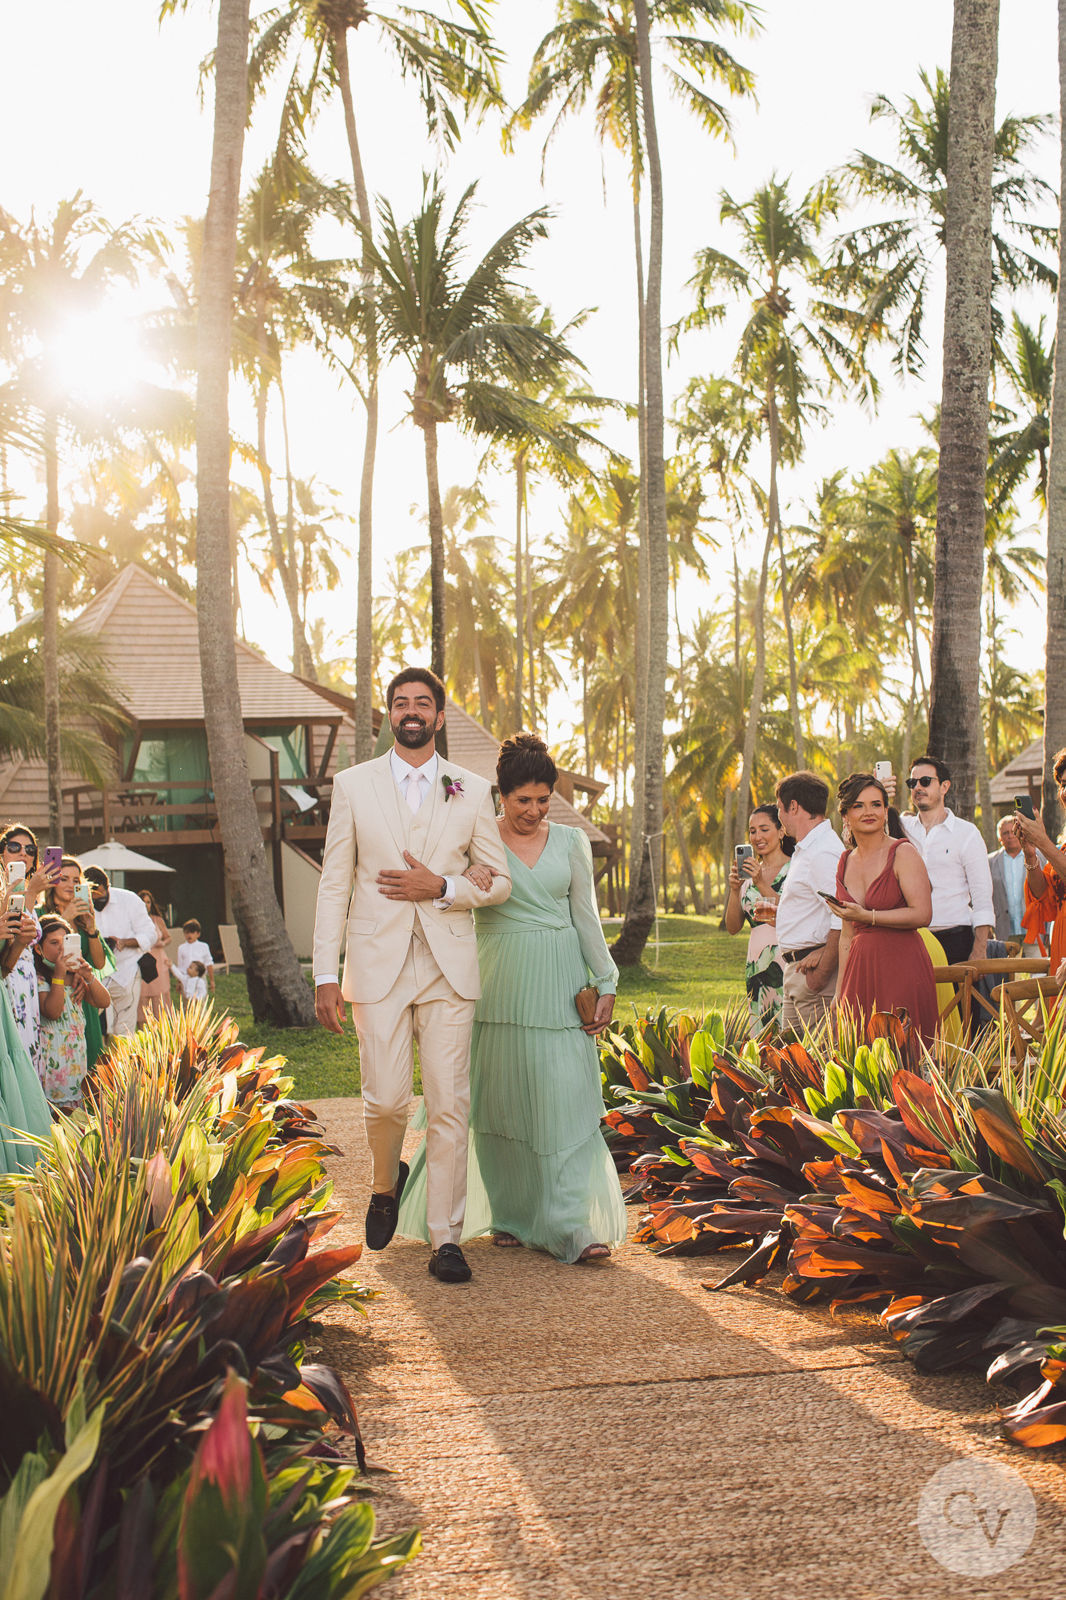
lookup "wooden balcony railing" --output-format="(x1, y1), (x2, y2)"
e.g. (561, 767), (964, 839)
(63, 775), (334, 849)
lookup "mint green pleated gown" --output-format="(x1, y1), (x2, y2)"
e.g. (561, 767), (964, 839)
(0, 981), (50, 1174)
(397, 824), (626, 1262)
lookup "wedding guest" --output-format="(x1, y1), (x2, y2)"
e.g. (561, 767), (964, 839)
(774, 772), (844, 1031)
(174, 919), (215, 996)
(724, 804), (793, 1034)
(0, 823), (57, 1067)
(137, 889), (173, 1022)
(398, 732), (626, 1264)
(35, 916), (111, 1112)
(895, 757), (995, 965)
(830, 774), (938, 1044)
(83, 866), (157, 1035)
(1014, 748), (1066, 972)
(176, 960), (209, 1003)
(45, 856), (113, 1070)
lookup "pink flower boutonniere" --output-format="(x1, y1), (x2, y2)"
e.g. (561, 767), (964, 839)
(442, 774), (464, 802)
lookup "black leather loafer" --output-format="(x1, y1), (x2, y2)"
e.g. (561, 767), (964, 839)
(365, 1160), (409, 1251)
(428, 1242), (472, 1283)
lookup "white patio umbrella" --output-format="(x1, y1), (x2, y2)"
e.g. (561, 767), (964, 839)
(77, 839), (176, 876)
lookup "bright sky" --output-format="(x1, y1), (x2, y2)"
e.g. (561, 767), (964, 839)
(2, 0), (1059, 688)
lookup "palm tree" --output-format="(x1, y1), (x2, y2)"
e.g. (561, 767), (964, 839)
(234, 158), (351, 677)
(990, 312), (1052, 512)
(174, 0), (316, 1027)
(514, 0), (756, 963)
(1046, 0), (1066, 834)
(834, 64), (1055, 376)
(0, 195), (143, 840)
(927, 0), (1000, 820)
(355, 179), (586, 708)
(678, 176), (868, 769)
(249, 0), (502, 762)
(0, 619), (127, 783)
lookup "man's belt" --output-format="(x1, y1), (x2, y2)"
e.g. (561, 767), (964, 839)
(782, 944), (822, 965)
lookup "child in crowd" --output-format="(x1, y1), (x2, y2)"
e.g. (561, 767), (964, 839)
(174, 919), (215, 996)
(35, 916), (111, 1111)
(176, 960), (209, 1003)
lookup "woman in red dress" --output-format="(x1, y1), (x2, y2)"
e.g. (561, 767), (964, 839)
(829, 773), (939, 1044)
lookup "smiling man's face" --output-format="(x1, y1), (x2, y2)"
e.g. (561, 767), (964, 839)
(389, 683), (443, 750)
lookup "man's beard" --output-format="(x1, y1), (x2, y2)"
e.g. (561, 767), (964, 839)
(393, 717), (435, 749)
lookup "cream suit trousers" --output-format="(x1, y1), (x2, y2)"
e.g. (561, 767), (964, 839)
(352, 928), (476, 1249)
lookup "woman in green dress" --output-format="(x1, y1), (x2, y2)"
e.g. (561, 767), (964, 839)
(0, 871), (53, 1170)
(398, 734), (626, 1263)
(724, 803), (792, 1035)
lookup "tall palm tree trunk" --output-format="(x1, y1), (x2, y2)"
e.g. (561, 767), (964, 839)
(514, 450), (525, 725)
(1044, 0), (1066, 834)
(277, 367), (315, 679)
(43, 416), (61, 843)
(737, 518), (775, 825)
(254, 335), (312, 677)
(196, 0), (313, 1027)
(334, 24), (377, 764)
(768, 390), (803, 762)
(614, 0), (668, 967)
(421, 415), (448, 743)
(629, 176), (650, 898)
(927, 0), (999, 818)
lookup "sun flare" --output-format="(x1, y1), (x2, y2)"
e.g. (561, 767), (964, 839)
(46, 304), (147, 408)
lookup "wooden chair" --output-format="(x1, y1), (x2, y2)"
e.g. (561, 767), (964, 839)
(930, 965), (973, 1038)
(990, 975), (1062, 1061)
(217, 923), (245, 973)
(964, 957), (1050, 1033)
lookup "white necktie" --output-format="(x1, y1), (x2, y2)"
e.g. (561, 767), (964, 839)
(404, 771), (424, 814)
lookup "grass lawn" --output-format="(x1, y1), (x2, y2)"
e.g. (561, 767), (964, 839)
(214, 914), (748, 1099)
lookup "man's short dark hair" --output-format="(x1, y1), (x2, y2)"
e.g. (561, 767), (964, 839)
(183, 918), (201, 934)
(83, 865), (110, 888)
(911, 754), (951, 783)
(386, 668), (446, 713)
(775, 771), (830, 817)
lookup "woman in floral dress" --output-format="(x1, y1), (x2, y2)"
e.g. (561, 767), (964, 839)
(724, 804), (793, 1034)
(35, 917), (111, 1111)
(0, 823), (58, 1068)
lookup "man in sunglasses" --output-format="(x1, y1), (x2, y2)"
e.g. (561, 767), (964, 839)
(896, 756), (995, 966)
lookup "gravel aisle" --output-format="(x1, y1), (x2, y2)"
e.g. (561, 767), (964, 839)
(310, 1098), (1066, 1600)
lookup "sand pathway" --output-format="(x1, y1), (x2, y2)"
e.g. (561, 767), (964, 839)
(310, 1098), (1066, 1600)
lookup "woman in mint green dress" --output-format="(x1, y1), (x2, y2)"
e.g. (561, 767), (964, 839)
(0, 875), (52, 1171)
(398, 734), (626, 1263)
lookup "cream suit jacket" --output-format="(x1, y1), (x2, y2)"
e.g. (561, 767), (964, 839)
(313, 752), (511, 1005)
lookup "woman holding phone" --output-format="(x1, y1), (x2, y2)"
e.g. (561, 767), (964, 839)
(830, 774), (938, 1044)
(1014, 749), (1066, 968)
(0, 822), (59, 1066)
(35, 916), (111, 1110)
(724, 804), (793, 1033)
(44, 856), (113, 1070)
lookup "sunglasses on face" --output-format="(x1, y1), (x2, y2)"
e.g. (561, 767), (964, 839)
(1, 840), (32, 854)
(905, 775), (935, 790)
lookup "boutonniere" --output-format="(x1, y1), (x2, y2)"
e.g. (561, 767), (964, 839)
(442, 774), (464, 802)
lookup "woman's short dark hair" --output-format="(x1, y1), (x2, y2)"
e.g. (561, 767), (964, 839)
(496, 733), (558, 796)
(837, 772), (905, 841)
(0, 823), (38, 870)
(386, 667), (446, 713)
(749, 802), (795, 857)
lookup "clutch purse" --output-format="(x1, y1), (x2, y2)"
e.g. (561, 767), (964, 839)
(575, 985), (600, 1025)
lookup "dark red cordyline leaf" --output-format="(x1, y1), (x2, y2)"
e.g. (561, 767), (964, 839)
(961, 1089), (1049, 1183)
(891, 1070), (957, 1150)
(623, 1051), (651, 1091)
(883, 1281), (1011, 1338)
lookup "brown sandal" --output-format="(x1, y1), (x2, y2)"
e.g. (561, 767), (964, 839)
(492, 1232), (522, 1247)
(577, 1244), (611, 1263)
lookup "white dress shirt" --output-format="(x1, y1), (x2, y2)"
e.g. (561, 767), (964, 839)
(900, 810), (995, 931)
(774, 819), (844, 956)
(316, 749), (457, 987)
(1001, 849), (1026, 935)
(93, 885), (159, 989)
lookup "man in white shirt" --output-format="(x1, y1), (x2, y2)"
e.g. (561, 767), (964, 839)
(896, 756), (995, 965)
(83, 866), (159, 1036)
(313, 667), (510, 1285)
(773, 771), (844, 1031)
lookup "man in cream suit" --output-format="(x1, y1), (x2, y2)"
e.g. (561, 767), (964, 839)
(314, 668), (511, 1284)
